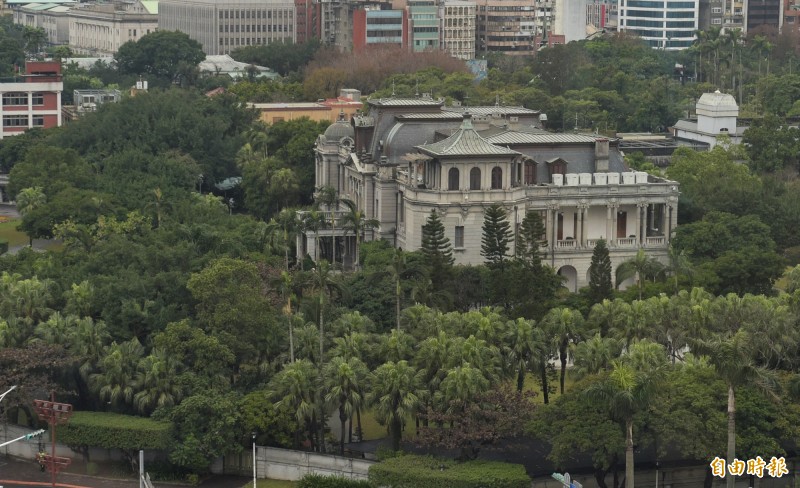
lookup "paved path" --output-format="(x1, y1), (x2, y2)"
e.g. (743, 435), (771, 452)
(0, 457), (249, 488)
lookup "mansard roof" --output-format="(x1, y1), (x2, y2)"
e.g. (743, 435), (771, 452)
(415, 113), (520, 158)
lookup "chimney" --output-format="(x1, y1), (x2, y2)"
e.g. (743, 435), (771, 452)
(595, 138), (609, 173)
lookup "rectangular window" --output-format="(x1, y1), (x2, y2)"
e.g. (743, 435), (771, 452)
(3, 115), (28, 127)
(31, 92), (44, 105)
(32, 115), (44, 126)
(3, 93), (27, 106)
(455, 226), (464, 248)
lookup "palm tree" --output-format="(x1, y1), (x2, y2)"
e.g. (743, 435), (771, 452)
(615, 249), (664, 300)
(369, 360), (427, 451)
(692, 331), (779, 488)
(275, 271), (300, 362)
(315, 186), (341, 265)
(90, 338), (145, 410)
(16, 187), (46, 247)
(571, 334), (622, 377)
(133, 348), (184, 415)
(69, 316), (111, 381)
(665, 245), (692, 295)
(438, 363), (489, 416)
(504, 318), (539, 392)
(32, 311), (76, 346)
(414, 331), (452, 408)
(307, 260), (347, 363)
(322, 356), (369, 454)
(371, 248), (426, 331)
(588, 298), (632, 338)
(270, 359), (322, 451)
(584, 340), (668, 488)
(302, 210), (326, 263)
(543, 307), (585, 394)
(276, 208), (299, 271)
(340, 199), (379, 271)
(725, 28), (742, 92)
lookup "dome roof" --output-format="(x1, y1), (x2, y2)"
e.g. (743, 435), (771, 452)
(324, 113), (354, 141)
(697, 90), (738, 110)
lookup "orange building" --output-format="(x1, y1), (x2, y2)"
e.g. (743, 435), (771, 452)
(250, 89), (364, 124)
(0, 61), (63, 139)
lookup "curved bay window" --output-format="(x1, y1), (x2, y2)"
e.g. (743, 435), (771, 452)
(491, 166), (502, 189)
(448, 167), (460, 190)
(470, 167), (481, 190)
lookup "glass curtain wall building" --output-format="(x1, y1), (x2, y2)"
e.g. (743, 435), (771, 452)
(618, 0), (698, 50)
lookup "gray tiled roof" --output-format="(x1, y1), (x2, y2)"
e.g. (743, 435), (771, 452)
(367, 97), (444, 107)
(443, 105), (540, 116)
(416, 115), (520, 157)
(396, 113), (465, 120)
(485, 132), (602, 145)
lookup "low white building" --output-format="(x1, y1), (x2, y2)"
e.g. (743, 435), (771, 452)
(671, 91), (746, 149)
(301, 96), (681, 292)
(198, 55), (280, 80)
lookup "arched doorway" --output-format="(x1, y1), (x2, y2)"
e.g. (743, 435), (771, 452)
(558, 265), (578, 293)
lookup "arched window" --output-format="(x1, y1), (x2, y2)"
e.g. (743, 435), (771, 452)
(448, 167), (460, 190)
(491, 166), (502, 189)
(470, 167), (481, 190)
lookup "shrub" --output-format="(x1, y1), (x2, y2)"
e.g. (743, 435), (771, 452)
(368, 455), (530, 488)
(59, 411), (173, 468)
(298, 474), (372, 488)
(0, 239), (7, 255)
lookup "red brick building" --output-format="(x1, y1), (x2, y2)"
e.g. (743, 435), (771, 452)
(0, 61), (62, 139)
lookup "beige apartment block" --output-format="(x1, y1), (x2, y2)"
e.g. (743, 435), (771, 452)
(68, 0), (158, 56)
(439, 0), (476, 60)
(159, 0), (296, 56)
(476, 0), (535, 55)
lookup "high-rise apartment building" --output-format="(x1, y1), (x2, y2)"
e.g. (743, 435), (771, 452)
(408, 0), (440, 52)
(475, 0), (535, 55)
(747, 0), (782, 31)
(353, 7), (408, 51)
(618, 0), (699, 50)
(159, 0), (296, 55)
(440, 0), (476, 59)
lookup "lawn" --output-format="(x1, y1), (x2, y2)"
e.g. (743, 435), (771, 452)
(0, 218), (29, 247)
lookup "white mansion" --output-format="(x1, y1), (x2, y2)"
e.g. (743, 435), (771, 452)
(302, 95), (680, 292)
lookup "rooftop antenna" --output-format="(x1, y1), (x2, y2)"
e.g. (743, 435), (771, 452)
(391, 80), (396, 97)
(415, 79), (419, 97)
(495, 94), (500, 107)
(464, 94), (470, 108)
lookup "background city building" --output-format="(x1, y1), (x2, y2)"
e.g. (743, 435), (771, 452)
(439, 0), (475, 59)
(0, 61), (63, 139)
(159, 0), (296, 55)
(68, 0), (158, 56)
(618, 0), (699, 50)
(475, 0), (533, 55)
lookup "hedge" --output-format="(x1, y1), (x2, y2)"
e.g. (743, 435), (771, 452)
(368, 455), (530, 488)
(297, 474), (372, 488)
(59, 411), (173, 451)
(0, 239), (7, 255)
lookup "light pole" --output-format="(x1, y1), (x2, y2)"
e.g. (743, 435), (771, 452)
(252, 432), (257, 488)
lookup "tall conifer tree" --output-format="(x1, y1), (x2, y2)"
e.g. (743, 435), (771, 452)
(481, 204), (513, 269)
(515, 211), (547, 265)
(420, 210), (454, 288)
(588, 239), (613, 304)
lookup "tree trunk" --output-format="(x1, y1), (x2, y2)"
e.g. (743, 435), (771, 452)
(594, 467), (609, 488)
(356, 407), (363, 442)
(288, 310), (295, 363)
(625, 418), (634, 488)
(391, 417), (401, 451)
(339, 407), (347, 455)
(540, 359), (549, 404)
(559, 342), (567, 395)
(284, 229), (289, 271)
(517, 365), (525, 392)
(396, 277), (401, 331)
(727, 383), (735, 488)
(348, 412), (353, 443)
(319, 295), (325, 363)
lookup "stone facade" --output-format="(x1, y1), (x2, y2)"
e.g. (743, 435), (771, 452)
(302, 96), (680, 292)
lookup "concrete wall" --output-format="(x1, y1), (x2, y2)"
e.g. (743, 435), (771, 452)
(256, 446), (376, 481)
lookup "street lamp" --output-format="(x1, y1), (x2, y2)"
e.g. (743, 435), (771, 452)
(252, 432), (257, 488)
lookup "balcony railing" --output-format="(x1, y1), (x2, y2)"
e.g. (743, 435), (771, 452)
(646, 236), (665, 246)
(616, 238), (637, 247)
(556, 239), (576, 249)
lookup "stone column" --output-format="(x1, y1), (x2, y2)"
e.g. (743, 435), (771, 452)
(638, 203), (647, 246)
(661, 203), (669, 238)
(611, 205), (619, 247)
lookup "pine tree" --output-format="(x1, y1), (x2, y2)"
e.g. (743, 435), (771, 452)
(588, 239), (613, 304)
(481, 204), (513, 269)
(515, 211), (547, 265)
(420, 210), (454, 288)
